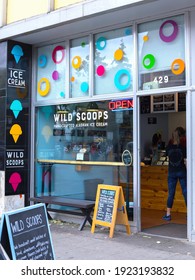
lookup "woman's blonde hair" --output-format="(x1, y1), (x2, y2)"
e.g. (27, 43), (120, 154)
(172, 129), (180, 145)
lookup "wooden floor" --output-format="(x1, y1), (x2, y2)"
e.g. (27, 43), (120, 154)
(141, 208), (186, 230)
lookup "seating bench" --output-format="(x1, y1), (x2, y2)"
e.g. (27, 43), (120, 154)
(29, 196), (95, 231)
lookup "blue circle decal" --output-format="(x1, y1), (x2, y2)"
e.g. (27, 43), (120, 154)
(38, 55), (47, 68)
(114, 69), (131, 91)
(80, 82), (89, 93)
(96, 37), (107, 50)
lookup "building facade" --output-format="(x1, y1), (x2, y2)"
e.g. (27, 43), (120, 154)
(1, 0), (195, 241)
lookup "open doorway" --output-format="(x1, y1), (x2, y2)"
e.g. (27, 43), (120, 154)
(140, 92), (187, 239)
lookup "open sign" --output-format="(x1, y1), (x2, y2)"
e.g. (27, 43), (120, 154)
(109, 99), (133, 111)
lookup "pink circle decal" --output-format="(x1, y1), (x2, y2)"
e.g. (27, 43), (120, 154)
(159, 20), (178, 42)
(52, 46), (65, 64)
(96, 65), (105, 76)
(52, 70), (59, 80)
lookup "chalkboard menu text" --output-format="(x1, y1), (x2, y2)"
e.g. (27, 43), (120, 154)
(0, 204), (55, 260)
(91, 184), (130, 238)
(96, 189), (116, 223)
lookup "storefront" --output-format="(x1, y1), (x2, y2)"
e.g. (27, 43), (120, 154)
(34, 28), (135, 219)
(32, 12), (187, 233)
(1, 0), (195, 241)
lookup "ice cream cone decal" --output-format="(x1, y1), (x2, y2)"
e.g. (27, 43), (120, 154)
(10, 100), (23, 119)
(11, 45), (24, 64)
(9, 172), (22, 192)
(10, 124), (22, 143)
(42, 125), (52, 143)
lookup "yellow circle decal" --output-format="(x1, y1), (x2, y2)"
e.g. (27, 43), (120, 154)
(143, 35), (149, 42)
(171, 59), (185, 75)
(114, 49), (123, 61)
(37, 78), (50, 96)
(72, 56), (82, 69)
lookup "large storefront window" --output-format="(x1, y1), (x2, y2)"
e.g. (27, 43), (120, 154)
(70, 36), (90, 98)
(37, 43), (66, 101)
(35, 99), (134, 219)
(138, 15), (185, 90)
(94, 27), (133, 95)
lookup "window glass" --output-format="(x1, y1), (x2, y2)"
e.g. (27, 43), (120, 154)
(94, 27), (133, 95)
(35, 100), (133, 162)
(70, 36), (90, 98)
(35, 100), (134, 220)
(138, 15), (185, 90)
(37, 43), (66, 101)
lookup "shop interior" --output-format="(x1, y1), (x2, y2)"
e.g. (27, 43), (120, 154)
(140, 92), (187, 239)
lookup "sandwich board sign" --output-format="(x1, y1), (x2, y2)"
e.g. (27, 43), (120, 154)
(0, 203), (55, 260)
(0, 243), (10, 260)
(91, 184), (130, 238)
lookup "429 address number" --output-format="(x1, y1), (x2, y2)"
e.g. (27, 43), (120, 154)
(153, 75), (169, 84)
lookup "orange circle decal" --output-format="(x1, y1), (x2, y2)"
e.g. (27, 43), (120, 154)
(114, 49), (123, 61)
(171, 59), (185, 75)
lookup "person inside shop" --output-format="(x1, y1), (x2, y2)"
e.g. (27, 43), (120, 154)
(162, 128), (187, 221)
(151, 132), (162, 165)
(169, 126), (186, 147)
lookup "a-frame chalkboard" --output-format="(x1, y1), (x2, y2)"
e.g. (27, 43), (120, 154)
(0, 203), (55, 260)
(0, 243), (10, 260)
(91, 184), (130, 238)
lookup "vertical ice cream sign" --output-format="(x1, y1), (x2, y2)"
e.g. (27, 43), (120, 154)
(7, 45), (26, 88)
(6, 42), (31, 195)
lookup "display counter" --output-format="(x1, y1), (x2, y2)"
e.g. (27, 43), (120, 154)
(141, 165), (186, 213)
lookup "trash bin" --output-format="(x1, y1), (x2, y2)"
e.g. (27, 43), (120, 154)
(84, 178), (104, 200)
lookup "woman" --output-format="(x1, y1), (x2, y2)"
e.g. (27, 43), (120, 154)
(162, 129), (187, 221)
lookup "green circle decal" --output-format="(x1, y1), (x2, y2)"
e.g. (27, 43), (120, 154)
(143, 54), (155, 69)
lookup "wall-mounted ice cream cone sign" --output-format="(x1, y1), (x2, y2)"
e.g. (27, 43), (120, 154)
(9, 172), (22, 192)
(10, 100), (23, 119)
(9, 124), (22, 143)
(11, 45), (24, 64)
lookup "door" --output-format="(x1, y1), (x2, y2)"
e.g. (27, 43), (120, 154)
(139, 92), (187, 239)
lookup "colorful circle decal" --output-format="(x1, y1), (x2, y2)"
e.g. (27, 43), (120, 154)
(81, 42), (86, 47)
(71, 76), (75, 82)
(72, 56), (82, 69)
(125, 28), (132, 36)
(96, 65), (105, 76)
(143, 54), (155, 69)
(52, 70), (59, 80)
(80, 82), (89, 93)
(96, 37), (107, 50)
(143, 35), (149, 42)
(159, 20), (178, 42)
(38, 77), (50, 96)
(60, 92), (65, 98)
(171, 59), (185, 75)
(38, 55), (47, 68)
(52, 46), (65, 64)
(114, 49), (123, 61)
(114, 69), (131, 91)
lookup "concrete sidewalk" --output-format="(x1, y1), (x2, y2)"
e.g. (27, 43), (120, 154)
(49, 220), (195, 260)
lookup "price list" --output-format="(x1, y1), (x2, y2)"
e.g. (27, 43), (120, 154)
(96, 189), (116, 223)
